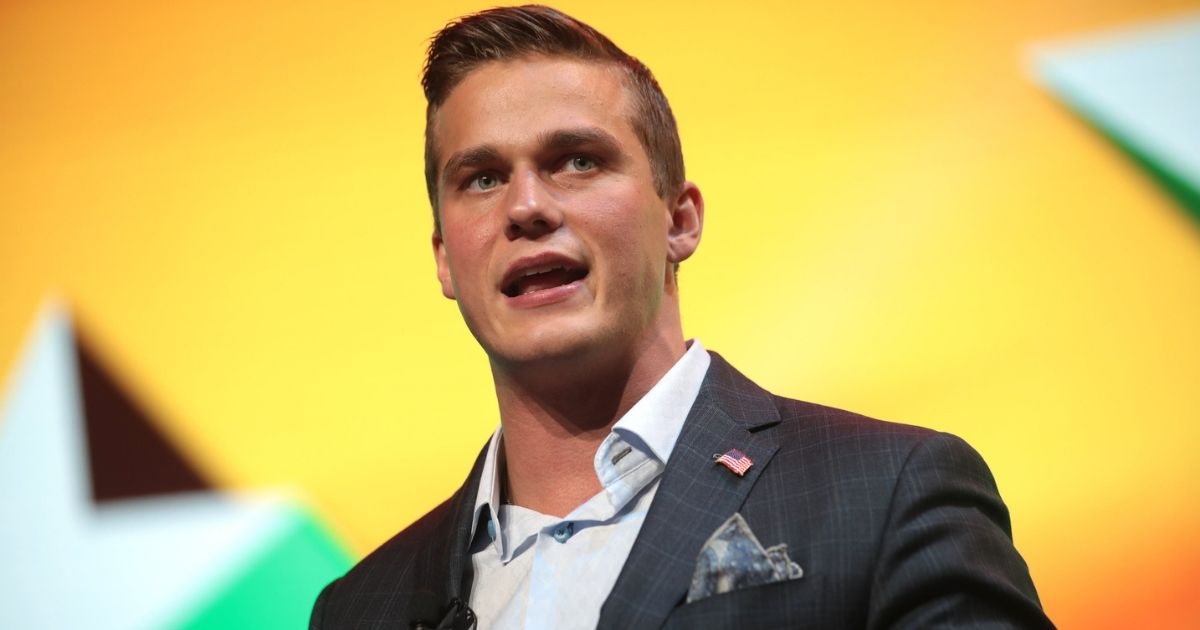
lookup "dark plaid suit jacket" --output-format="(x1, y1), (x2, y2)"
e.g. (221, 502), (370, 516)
(311, 353), (1053, 629)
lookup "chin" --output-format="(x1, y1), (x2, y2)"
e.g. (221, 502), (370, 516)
(485, 318), (616, 369)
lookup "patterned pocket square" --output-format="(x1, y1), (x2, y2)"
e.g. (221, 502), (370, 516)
(686, 512), (804, 603)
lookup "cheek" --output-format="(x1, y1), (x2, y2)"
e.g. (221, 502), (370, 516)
(581, 191), (669, 284)
(444, 221), (497, 292)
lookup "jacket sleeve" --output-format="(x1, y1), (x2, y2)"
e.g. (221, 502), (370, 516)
(866, 432), (1055, 629)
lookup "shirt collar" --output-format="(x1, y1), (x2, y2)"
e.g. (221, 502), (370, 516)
(468, 340), (712, 558)
(606, 339), (710, 467)
(469, 428), (504, 556)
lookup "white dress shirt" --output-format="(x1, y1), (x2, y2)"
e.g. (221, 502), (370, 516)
(467, 341), (711, 629)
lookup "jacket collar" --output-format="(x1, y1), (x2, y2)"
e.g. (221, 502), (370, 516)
(597, 351), (782, 629)
(416, 442), (487, 616)
(441, 352), (781, 626)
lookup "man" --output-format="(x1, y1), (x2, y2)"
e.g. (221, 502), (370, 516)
(311, 5), (1052, 629)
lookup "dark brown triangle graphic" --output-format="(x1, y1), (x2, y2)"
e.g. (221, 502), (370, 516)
(75, 331), (210, 502)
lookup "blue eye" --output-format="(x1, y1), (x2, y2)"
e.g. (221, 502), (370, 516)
(567, 156), (596, 171)
(470, 173), (500, 191)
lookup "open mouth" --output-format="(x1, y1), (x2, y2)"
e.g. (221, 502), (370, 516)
(501, 263), (589, 298)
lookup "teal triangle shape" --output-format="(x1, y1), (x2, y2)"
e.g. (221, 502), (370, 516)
(1035, 13), (1200, 224)
(172, 502), (351, 630)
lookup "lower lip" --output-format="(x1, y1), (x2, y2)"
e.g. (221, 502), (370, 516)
(504, 278), (585, 309)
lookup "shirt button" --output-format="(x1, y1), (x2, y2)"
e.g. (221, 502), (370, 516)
(552, 522), (574, 543)
(486, 517), (497, 541)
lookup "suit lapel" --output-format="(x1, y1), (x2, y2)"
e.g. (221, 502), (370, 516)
(410, 442), (487, 621)
(445, 445), (486, 600)
(597, 353), (782, 630)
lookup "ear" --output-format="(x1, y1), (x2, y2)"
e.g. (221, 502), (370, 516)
(666, 181), (704, 264)
(432, 230), (457, 300)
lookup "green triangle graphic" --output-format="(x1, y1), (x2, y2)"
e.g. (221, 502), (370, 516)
(1045, 79), (1200, 223)
(173, 504), (352, 630)
(1035, 15), (1200, 224)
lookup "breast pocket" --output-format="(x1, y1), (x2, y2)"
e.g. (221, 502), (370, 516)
(661, 575), (826, 630)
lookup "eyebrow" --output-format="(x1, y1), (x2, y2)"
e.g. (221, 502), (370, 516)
(441, 145), (502, 187)
(439, 126), (624, 187)
(539, 126), (622, 154)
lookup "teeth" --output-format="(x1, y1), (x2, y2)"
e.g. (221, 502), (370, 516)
(502, 261), (585, 298)
(520, 264), (565, 278)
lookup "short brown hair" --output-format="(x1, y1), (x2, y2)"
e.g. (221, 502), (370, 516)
(421, 4), (685, 231)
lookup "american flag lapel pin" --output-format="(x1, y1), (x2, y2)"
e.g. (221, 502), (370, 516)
(713, 448), (753, 476)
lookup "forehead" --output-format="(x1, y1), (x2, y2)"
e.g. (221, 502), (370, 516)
(432, 57), (639, 163)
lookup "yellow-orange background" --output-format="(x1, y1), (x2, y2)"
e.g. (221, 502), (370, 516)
(2, 1), (1198, 627)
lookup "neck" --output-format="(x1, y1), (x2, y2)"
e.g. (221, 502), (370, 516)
(491, 305), (686, 517)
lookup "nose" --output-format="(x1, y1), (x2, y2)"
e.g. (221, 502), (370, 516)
(504, 169), (562, 241)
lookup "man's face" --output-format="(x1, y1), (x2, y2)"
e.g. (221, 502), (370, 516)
(430, 57), (684, 367)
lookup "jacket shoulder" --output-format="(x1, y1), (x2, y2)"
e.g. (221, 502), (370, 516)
(312, 496), (463, 629)
(704, 352), (952, 498)
(314, 484), (477, 624)
(310, 440), (488, 629)
(736, 391), (1048, 627)
(761, 394), (1000, 509)
(773, 394), (938, 449)
(705, 352), (938, 460)
(351, 494), (459, 580)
